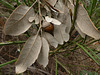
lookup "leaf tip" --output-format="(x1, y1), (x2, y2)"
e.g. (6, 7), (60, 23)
(15, 65), (27, 74)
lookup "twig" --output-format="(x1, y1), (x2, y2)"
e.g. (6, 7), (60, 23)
(38, 0), (42, 34)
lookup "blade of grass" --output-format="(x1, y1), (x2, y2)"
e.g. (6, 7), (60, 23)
(79, 72), (82, 75)
(0, 41), (25, 46)
(86, 39), (100, 45)
(70, 0), (79, 35)
(55, 59), (73, 75)
(55, 55), (57, 75)
(89, 0), (97, 17)
(72, 0), (79, 26)
(0, 0), (15, 10)
(49, 45), (64, 55)
(67, 39), (100, 55)
(24, 0), (28, 6)
(9, 67), (11, 75)
(72, 41), (100, 65)
(0, 69), (1, 75)
(82, 35), (87, 44)
(25, 31), (30, 37)
(15, 0), (20, 6)
(0, 59), (17, 68)
(28, 0), (31, 6)
(83, 45), (100, 62)
(92, 0), (97, 9)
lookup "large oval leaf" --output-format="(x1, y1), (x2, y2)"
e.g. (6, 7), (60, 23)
(53, 1), (71, 44)
(4, 5), (35, 36)
(16, 35), (41, 74)
(37, 37), (49, 67)
(76, 4), (100, 39)
(53, 0), (71, 44)
(54, 25), (69, 45)
(42, 32), (58, 48)
(68, 1), (100, 40)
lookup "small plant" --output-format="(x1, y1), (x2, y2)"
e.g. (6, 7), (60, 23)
(0, 0), (100, 74)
